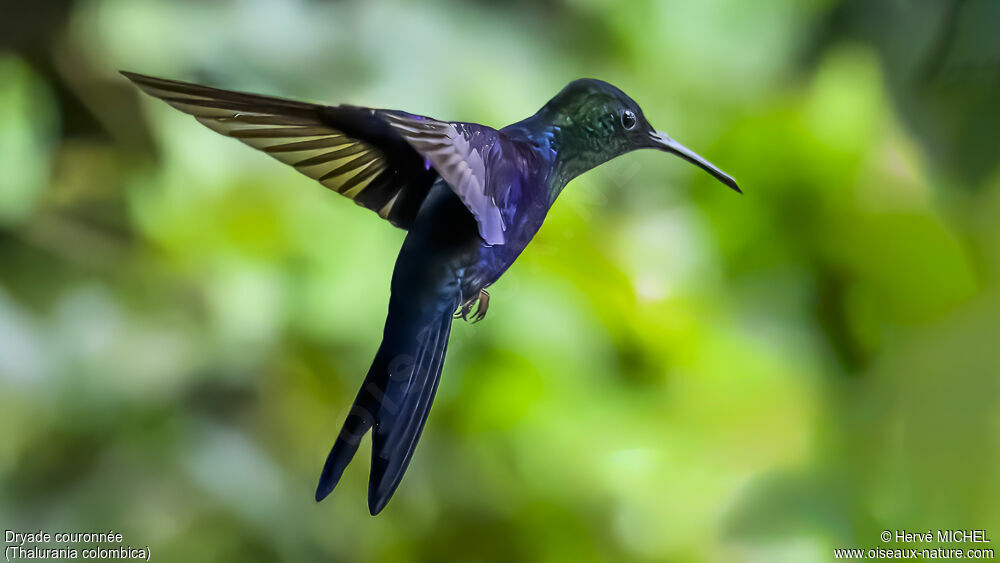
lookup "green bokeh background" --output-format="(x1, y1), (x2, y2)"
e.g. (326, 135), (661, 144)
(1, 1), (998, 561)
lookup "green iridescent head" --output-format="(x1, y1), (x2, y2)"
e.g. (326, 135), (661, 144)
(539, 78), (740, 192)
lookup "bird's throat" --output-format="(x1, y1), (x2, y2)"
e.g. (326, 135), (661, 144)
(502, 113), (607, 205)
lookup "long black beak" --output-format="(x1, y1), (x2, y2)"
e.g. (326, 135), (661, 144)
(650, 131), (741, 193)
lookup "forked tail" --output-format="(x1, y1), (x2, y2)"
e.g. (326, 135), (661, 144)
(315, 298), (456, 514)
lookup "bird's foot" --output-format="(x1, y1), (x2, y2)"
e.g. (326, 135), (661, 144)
(455, 289), (490, 323)
(471, 289), (489, 323)
(455, 299), (475, 321)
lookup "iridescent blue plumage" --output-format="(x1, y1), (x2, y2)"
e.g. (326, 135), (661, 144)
(122, 72), (739, 515)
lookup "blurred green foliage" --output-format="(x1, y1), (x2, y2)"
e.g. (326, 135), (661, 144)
(0, 0), (997, 561)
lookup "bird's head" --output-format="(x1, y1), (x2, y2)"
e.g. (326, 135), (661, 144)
(539, 78), (739, 192)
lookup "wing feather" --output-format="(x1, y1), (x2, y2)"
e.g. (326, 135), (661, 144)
(383, 113), (510, 245)
(122, 71), (428, 228)
(123, 71), (520, 244)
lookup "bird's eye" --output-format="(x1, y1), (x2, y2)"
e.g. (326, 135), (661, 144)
(620, 110), (637, 130)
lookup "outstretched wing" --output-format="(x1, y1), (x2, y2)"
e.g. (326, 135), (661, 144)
(122, 71), (435, 228)
(122, 71), (514, 244)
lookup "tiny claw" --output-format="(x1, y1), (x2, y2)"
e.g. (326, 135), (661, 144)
(471, 289), (490, 323)
(457, 289), (491, 323)
(455, 298), (475, 321)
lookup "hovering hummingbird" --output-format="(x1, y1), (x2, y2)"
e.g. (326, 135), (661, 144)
(122, 71), (740, 514)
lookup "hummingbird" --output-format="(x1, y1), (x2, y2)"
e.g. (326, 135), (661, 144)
(122, 71), (739, 515)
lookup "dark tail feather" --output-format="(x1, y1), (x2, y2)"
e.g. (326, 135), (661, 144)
(315, 302), (455, 514)
(368, 309), (453, 514)
(314, 389), (376, 502)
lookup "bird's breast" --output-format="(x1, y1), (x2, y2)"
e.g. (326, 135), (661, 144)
(461, 201), (549, 294)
